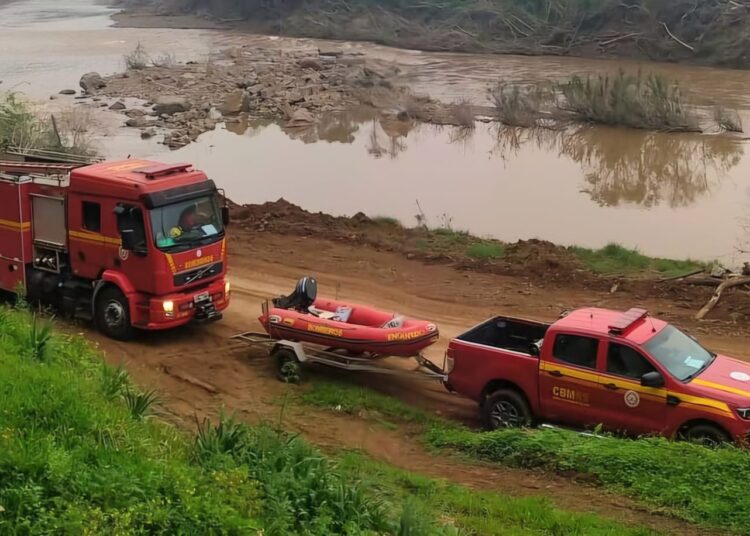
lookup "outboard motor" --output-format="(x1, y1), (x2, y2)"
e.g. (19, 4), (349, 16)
(273, 276), (317, 311)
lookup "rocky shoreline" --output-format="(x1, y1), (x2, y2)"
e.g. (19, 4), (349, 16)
(73, 45), (468, 149)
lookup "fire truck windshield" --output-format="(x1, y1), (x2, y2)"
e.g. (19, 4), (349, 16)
(644, 325), (715, 381)
(150, 195), (225, 252)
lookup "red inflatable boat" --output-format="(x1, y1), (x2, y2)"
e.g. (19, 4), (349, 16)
(259, 277), (439, 357)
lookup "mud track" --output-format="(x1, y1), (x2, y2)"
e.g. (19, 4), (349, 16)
(84, 228), (747, 535)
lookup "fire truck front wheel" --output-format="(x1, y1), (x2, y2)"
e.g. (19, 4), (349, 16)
(95, 286), (135, 341)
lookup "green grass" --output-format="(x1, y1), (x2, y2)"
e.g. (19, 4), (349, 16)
(0, 308), (396, 534)
(570, 243), (704, 277)
(299, 380), (750, 534)
(339, 452), (657, 536)
(466, 241), (505, 260)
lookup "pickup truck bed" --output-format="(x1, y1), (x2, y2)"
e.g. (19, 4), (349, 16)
(456, 317), (549, 354)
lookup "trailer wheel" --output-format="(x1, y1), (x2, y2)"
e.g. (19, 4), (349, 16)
(679, 423), (730, 448)
(273, 348), (302, 384)
(482, 389), (532, 430)
(95, 287), (134, 341)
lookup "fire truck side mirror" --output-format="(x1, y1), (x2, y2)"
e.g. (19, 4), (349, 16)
(120, 229), (137, 251)
(221, 205), (230, 226)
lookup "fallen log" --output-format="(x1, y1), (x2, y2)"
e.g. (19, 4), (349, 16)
(657, 267), (704, 282)
(695, 276), (750, 320)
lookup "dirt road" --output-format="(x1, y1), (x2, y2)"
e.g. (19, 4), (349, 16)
(80, 227), (749, 535)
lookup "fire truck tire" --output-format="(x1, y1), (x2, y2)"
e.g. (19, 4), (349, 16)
(482, 389), (532, 430)
(679, 423), (730, 447)
(95, 286), (135, 341)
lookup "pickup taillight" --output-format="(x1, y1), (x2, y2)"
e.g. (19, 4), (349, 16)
(444, 348), (455, 374)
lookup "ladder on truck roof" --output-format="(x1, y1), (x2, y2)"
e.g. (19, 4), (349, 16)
(4, 146), (101, 166)
(0, 161), (80, 185)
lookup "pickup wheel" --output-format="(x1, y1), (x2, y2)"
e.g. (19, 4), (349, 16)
(680, 423), (730, 448)
(95, 287), (134, 341)
(482, 389), (532, 430)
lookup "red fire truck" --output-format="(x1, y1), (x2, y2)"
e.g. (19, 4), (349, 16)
(0, 159), (231, 340)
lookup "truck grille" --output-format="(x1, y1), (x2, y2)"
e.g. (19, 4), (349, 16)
(173, 262), (223, 287)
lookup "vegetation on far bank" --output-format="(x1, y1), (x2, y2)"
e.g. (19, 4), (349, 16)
(0, 92), (94, 157)
(490, 71), (741, 133)
(300, 380), (750, 535)
(373, 214), (703, 277)
(0, 306), (658, 535)
(118, 0), (750, 69)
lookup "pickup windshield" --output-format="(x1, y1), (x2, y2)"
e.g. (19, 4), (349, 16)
(150, 195), (224, 252)
(644, 325), (715, 381)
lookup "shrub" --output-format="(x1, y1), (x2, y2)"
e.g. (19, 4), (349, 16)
(557, 71), (700, 132)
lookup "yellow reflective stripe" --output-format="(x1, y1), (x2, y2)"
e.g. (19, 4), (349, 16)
(69, 230), (121, 246)
(677, 392), (732, 415)
(221, 239), (226, 257)
(0, 219), (30, 230)
(693, 379), (750, 400)
(541, 361), (599, 383)
(165, 253), (177, 273)
(542, 362), (731, 414)
(600, 376), (667, 397)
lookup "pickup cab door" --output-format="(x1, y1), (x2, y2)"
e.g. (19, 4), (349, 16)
(596, 341), (667, 436)
(539, 332), (608, 427)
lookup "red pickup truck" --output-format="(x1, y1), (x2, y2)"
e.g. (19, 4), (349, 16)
(446, 307), (750, 445)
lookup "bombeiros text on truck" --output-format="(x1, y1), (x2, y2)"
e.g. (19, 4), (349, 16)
(0, 158), (231, 340)
(445, 307), (750, 446)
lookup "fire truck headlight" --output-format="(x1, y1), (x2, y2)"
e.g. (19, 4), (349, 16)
(162, 300), (174, 314)
(225, 280), (231, 296)
(737, 408), (750, 420)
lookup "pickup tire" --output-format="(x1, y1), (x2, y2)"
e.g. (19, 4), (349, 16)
(482, 389), (532, 430)
(95, 286), (134, 341)
(680, 423), (730, 447)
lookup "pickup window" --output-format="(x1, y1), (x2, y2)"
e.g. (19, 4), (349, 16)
(553, 334), (598, 369)
(457, 317), (548, 355)
(607, 343), (656, 379)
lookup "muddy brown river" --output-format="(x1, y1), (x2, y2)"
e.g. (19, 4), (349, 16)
(3, 0), (750, 264)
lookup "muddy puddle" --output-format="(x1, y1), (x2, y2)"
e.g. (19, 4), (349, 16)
(3, 0), (750, 264)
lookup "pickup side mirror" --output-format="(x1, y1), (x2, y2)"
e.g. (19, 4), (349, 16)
(641, 371), (664, 388)
(221, 205), (230, 226)
(529, 342), (540, 357)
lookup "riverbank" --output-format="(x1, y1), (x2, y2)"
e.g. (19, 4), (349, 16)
(229, 199), (750, 326)
(112, 1), (750, 69)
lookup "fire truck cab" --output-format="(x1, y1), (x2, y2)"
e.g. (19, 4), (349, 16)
(0, 159), (231, 340)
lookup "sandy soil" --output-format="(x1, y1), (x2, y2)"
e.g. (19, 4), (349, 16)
(81, 224), (749, 536)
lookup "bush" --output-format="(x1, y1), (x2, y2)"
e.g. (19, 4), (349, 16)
(557, 72), (700, 132)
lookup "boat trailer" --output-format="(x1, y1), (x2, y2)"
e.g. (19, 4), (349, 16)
(230, 331), (448, 383)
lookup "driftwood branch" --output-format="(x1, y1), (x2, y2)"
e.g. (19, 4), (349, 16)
(657, 267), (704, 282)
(661, 22), (695, 51)
(695, 276), (750, 320)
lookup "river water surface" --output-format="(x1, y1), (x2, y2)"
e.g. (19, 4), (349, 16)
(3, 0), (750, 264)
